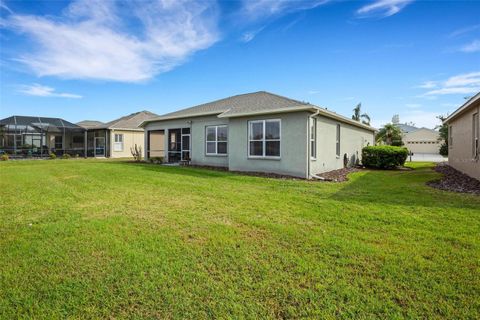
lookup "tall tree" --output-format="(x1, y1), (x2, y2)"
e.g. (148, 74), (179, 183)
(352, 103), (371, 125)
(376, 123), (404, 146)
(436, 115), (448, 156)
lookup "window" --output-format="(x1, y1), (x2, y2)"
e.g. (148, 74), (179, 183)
(336, 124), (340, 157)
(73, 136), (84, 144)
(474, 113), (479, 158)
(310, 118), (316, 159)
(248, 119), (281, 158)
(449, 125), (453, 147)
(54, 136), (63, 149)
(206, 125), (227, 155)
(114, 134), (124, 151)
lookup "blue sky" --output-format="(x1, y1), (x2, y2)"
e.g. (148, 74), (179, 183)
(1, 0), (479, 128)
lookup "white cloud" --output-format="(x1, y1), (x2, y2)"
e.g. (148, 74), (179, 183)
(18, 83), (82, 98)
(422, 72), (480, 96)
(448, 24), (480, 38)
(460, 39), (480, 53)
(356, 0), (414, 18)
(2, 0), (219, 82)
(417, 81), (437, 89)
(241, 27), (265, 42)
(240, 0), (328, 21)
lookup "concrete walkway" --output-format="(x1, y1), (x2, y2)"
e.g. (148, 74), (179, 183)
(407, 153), (447, 162)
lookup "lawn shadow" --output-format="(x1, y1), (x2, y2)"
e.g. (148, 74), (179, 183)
(329, 168), (480, 210)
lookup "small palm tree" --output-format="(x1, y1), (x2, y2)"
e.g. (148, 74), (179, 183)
(352, 103), (371, 125)
(376, 123), (403, 146)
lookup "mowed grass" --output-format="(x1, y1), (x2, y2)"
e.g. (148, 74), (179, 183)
(0, 160), (479, 319)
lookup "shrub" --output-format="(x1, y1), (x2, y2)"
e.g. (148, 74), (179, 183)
(62, 153), (71, 159)
(130, 144), (142, 162)
(439, 142), (448, 157)
(1, 154), (9, 161)
(362, 145), (408, 169)
(49, 153), (57, 160)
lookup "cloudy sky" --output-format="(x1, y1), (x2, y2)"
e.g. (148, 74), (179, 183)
(1, 0), (479, 128)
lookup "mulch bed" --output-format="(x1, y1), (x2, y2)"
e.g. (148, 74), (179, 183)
(314, 167), (362, 182)
(427, 163), (480, 195)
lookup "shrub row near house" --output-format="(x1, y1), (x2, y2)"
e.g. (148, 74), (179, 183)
(362, 146), (408, 169)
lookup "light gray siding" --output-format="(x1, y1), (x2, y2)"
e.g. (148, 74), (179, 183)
(144, 115), (229, 167)
(310, 115), (374, 174)
(228, 112), (310, 178)
(144, 111), (375, 179)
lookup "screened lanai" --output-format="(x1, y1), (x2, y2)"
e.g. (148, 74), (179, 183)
(0, 116), (86, 158)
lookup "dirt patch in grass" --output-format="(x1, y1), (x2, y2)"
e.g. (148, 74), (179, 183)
(427, 163), (480, 195)
(315, 167), (362, 182)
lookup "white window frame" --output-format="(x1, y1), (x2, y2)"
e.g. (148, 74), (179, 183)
(248, 119), (281, 159)
(310, 118), (317, 160)
(473, 112), (479, 159)
(114, 133), (124, 152)
(205, 125), (228, 156)
(336, 124), (341, 157)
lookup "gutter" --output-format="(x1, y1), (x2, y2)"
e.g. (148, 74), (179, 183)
(307, 110), (320, 179)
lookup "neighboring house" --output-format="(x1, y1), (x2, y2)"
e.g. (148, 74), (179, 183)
(0, 115), (86, 157)
(141, 91), (375, 178)
(444, 92), (480, 181)
(77, 111), (158, 158)
(402, 127), (442, 154)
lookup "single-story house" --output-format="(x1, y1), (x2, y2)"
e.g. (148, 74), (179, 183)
(141, 91), (376, 178)
(393, 121), (442, 154)
(0, 115), (86, 157)
(444, 92), (479, 180)
(77, 111), (158, 158)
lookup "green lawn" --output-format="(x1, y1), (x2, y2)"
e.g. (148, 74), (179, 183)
(0, 160), (479, 319)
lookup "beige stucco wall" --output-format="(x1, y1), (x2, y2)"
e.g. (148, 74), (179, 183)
(109, 130), (145, 158)
(310, 116), (375, 174)
(403, 128), (441, 154)
(448, 103), (480, 180)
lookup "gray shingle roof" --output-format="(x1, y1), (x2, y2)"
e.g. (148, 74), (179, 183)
(396, 123), (418, 133)
(142, 91), (376, 132)
(152, 91), (311, 120)
(95, 111), (159, 130)
(77, 120), (105, 129)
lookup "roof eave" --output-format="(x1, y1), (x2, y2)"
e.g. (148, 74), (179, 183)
(140, 111), (224, 127)
(217, 105), (316, 118)
(444, 92), (480, 123)
(314, 107), (377, 132)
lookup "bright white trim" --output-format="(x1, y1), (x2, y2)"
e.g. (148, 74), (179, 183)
(205, 125), (228, 156)
(247, 119), (281, 159)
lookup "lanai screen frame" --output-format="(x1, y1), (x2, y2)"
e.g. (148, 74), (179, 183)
(0, 116), (87, 158)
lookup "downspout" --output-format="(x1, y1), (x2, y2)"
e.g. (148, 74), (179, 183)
(307, 110), (320, 179)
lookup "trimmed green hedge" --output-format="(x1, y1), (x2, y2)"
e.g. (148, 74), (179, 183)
(362, 146), (408, 169)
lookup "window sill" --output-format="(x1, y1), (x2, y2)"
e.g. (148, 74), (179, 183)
(205, 154), (228, 157)
(310, 157), (317, 161)
(248, 156), (281, 160)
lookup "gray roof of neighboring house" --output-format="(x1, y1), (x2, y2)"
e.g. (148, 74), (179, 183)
(76, 120), (105, 129)
(396, 123), (419, 133)
(142, 91), (376, 132)
(91, 111), (159, 130)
